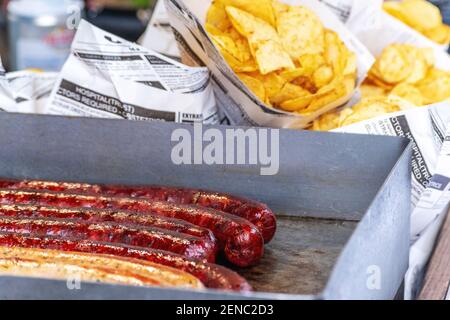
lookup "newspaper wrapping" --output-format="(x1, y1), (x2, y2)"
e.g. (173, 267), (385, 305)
(44, 20), (218, 124)
(322, 0), (448, 51)
(165, 0), (374, 128)
(405, 123), (450, 299)
(330, 0), (450, 210)
(0, 68), (57, 114)
(336, 103), (450, 208)
(318, 0), (384, 28)
(326, 0), (450, 299)
(335, 103), (450, 299)
(335, 0), (450, 55)
(7, 71), (57, 114)
(139, 0), (181, 58)
(0, 59), (12, 112)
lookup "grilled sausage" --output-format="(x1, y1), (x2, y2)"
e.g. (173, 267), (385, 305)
(0, 232), (252, 291)
(0, 245), (204, 289)
(0, 189), (263, 267)
(0, 179), (276, 243)
(0, 204), (216, 244)
(0, 216), (216, 262)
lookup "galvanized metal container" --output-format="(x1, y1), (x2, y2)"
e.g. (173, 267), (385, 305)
(0, 113), (411, 299)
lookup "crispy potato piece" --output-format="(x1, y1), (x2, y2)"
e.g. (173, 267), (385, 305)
(276, 6), (325, 59)
(237, 73), (267, 102)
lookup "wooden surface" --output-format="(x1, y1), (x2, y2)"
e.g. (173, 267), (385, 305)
(231, 216), (356, 295)
(419, 209), (450, 300)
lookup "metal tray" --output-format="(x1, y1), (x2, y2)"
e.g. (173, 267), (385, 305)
(0, 113), (411, 300)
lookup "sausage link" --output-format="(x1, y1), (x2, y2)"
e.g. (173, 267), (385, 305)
(0, 246), (204, 289)
(0, 179), (276, 243)
(0, 232), (252, 291)
(0, 204), (216, 244)
(0, 216), (215, 262)
(0, 189), (263, 267)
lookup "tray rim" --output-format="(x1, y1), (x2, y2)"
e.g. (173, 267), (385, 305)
(0, 113), (412, 299)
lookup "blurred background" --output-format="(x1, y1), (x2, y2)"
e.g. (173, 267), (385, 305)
(0, 0), (156, 71)
(1, 0), (449, 73)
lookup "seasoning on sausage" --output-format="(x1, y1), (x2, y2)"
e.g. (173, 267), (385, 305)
(0, 204), (216, 244)
(0, 232), (252, 291)
(0, 189), (264, 267)
(0, 215), (216, 262)
(0, 179), (276, 243)
(0, 245), (204, 289)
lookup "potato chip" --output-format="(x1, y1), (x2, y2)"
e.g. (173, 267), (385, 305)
(254, 40), (296, 74)
(382, 1), (405, 22)
(389, 83), (424, 106)
(300, 91), (343, 114)
(279, 54), (326, 84)
(298, 54), (326, 76)
(206, 2), (232, 32)
(292, 75), (318, 93)
(222, 52), (258, 72)
(234, 38), (254, 63)
(225, 6), (277, 39)
(400, 46), (429, 84)
(344, 51), (357, 77)
(421, 47), (435, 68)
(311, 106), (354, 131)
(205, 0), (357, 115)
(221, 28), (254, 62)
(210, 34), (259, 72)
(424, 24), (450, 45)
(224, 26), (244, 41)
(237, 73), (266, 102)
(279, 93), (315, 112)
(207, 5), (258, 72)
(313, 65), (334, 88)
(218, 0), (276, 26)
(394, 0), (442, 32)
(256, 72), (288, 100)
(368, 44), (432, 86)
(276, 6), (325, 59)
(226, 6), (294, 74)
(328, 42), (450, 130)
(272, 0), (289, 22)
(311, 110), (341, 131)
(352, 42), (450, 127)
(300, 76), (354, 114)
(270, 82), (310, 106)
(366, 72), (395, 90)
(385, 95), (417, 111)
(312, 95), (417, 131)
(209, 34), (241, 60)
(384, 0), (450, 45)
(324, 30), (348, 75)
(280, 77), (337, 112)
(416, 68), (450, 104)
(372, 44), (411, 84)
(205, 23), (224, 36)
(279, 67), (308, 82)
(339, 98), (401, 127)
(216, 27), (256, 64)
(360, 84), (387, 99)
